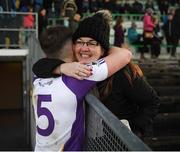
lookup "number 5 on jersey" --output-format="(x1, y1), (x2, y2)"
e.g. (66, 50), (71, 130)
(37, 95), (55, 136)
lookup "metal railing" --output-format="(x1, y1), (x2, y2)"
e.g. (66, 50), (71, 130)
(84, 94), (151, 151)
(0, 11), (38, 49)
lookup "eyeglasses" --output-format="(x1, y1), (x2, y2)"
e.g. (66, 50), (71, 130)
(75, 40), (99, 48)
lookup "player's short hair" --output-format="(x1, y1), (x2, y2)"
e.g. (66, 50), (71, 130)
(39, 26), (72, 56)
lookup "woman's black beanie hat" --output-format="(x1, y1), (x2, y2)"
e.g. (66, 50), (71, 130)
(72, 11), (111, 52)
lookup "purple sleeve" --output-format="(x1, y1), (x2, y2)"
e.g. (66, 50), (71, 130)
(62, 76), (96, 101)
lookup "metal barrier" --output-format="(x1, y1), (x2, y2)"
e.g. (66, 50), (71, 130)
(84, 94), (151, 151)
(0, 11), (38, 49)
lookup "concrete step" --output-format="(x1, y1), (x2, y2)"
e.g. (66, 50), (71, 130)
(134, 58), (180, 65)
(145, 72), (180, 79)
(159, 96), (180, 113)
(144, 136), (180, 151)
(147, 79), (180, 86)
(153, 113), (180, 135)
(142, 67), (180, 73)
(154, 86), (180, 96)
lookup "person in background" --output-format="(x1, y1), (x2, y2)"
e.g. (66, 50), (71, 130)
(113, 0), (124, 14)
(89, 0), (99, 13)
(33, 0), (43, 12)
(162, 11), (174, 54)
(127, 21), (143, 53)
(131, 0), (144, 19)
(23, 5), (34, 45)
(145, 0), (154, 11)
(113, 16), (125, 47)
(123, 0), (132, 14)
(151, 15), (162, 58)
(156, 0), (169, 15)
(61, 0), (78, 32)
(32, 11), (132, 151)
(128, 21), (142, 44)
(143, 8), (155, 59)
(38, 7), (48, 36)
(171, 3), (180, 58)
(81, 0), (90, 13)
(33, 10), (160, 141)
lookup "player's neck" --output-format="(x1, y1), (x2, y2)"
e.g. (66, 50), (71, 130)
(63, 57), (73, 63)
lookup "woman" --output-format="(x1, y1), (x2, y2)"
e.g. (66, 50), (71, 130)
(143, 8), (155, 59)
(113, 16), (125, 47)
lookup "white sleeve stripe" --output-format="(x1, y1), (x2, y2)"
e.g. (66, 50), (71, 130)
(99, 60), (105, 64)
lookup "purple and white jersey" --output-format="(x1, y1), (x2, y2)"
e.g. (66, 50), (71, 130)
(32, 59), (108, 151)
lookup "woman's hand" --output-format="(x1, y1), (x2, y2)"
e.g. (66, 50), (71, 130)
(55, 62), (92, 80)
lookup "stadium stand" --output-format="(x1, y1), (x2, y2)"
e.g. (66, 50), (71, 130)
(134, 59), (180, 150)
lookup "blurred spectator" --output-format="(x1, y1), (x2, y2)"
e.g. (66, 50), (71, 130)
(89, 0), (99, 13)
(113, 16), (125, 47)
(61, 0), (78, 32)
(128, 21), (143, 53)
(33, 0), (43, 12)
(54, 0), (64, 17)
(43, 0), (53, 10)
(23, 5), (34, 45)
(157, 0), (169, 15)
(162, 10), (175, 54)
(97, 0), (104, 10)
(46, 1), (56, 18)
(43, 0), (53, 17)
(75, 0), (83, 16)
(81, 0), (89, 13)
(14, 0), (21, 11)
(38, 7), (48, 36)
(113, 0), (124, 14)
(103, 0), (113, 12)
(143, 8), (155, 59)
(19, 0), (31, 12)
(171, 4), (180, 57)
(145, 0), (154, 11)
(128, 21), (141, 44)
(162, 7), (174, 25)
(131, 0), (144, 14)
(151, 15), (162, 58)
(123, 0), (132, 14)
(23, 6), (34, 28)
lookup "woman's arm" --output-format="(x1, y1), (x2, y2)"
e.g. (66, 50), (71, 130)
(104, 46), (132, 77)
(32, 58), (92, 79)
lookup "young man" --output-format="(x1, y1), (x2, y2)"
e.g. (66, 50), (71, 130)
(32, 24), (131, 151)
